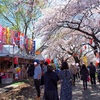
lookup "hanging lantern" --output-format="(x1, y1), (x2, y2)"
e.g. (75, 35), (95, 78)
(84, 45), (86, 50)
(89, 39), (93, 44)
(80, 49), (82, 53)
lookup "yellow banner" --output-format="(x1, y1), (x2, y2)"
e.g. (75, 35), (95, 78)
(6, 27), (11, 44)
(82, 56), (88, 66)
(28, 38), (33, 51)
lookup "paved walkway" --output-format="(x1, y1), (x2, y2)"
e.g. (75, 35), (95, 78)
(0, 80), (100, 100)
(72, 80), (100, 100)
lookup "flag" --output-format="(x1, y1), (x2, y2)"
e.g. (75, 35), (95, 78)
(24, 35), (28, 49)
(28, 38), (32, 51)
(6, 27), (11, 44)
(14, 57), (18, 64)
(31, 40), (35, 55)
(14, 31), (20, 46)
(82, 56), (88, 66)
(0, 25), (3, 50)
(10, 30), (15, 45)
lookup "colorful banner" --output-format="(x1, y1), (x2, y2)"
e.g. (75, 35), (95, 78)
(20, 33), (24, 50)
(0, 25), (3, 50)
(0, 25), (37, 54)
(14, 57), (18, 64)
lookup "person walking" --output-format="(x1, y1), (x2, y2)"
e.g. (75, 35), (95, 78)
(70, 63), (77, 86)
(89, 62), (96, 86)
(59, 62), (72, 100)
(76, 63), (80, 80)
(34, 60), (42, 100)
(44, 65), (59, 100)
(80, 64), (89, 90)
(50, 60), (56, 71)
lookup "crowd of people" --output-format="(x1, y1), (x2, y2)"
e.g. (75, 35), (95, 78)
(26, 59), (100, 100)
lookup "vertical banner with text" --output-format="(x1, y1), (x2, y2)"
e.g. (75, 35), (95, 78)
(0, 25), (3, 50)
(30, 40), (35, 56)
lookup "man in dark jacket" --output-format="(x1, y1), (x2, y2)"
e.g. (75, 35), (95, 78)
(89, 62), (96, 86)
(27, 64), (34, 86)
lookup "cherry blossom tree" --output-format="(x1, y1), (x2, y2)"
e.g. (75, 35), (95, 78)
(0, 0), (48, 37)
(35, 0), (100, 51)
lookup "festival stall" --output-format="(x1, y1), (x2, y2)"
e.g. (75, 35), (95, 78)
(0, 25), (35, 84)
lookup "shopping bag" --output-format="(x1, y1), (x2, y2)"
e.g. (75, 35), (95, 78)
(87, 76), (90, 82)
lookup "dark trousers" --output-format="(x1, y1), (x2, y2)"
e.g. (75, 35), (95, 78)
(90, 73), (96, 85)
(44, 91), (59, 100)
(0, 76), (1, 84)
(34, 79), (41, 97)
(83, 80), (87, 88)
(72, 74), (76, 86)
(76, 72), (80, 80)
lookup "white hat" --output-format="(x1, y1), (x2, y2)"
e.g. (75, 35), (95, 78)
(34, 62), (38, 65)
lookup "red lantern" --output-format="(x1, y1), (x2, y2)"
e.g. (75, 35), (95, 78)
(89, 39), (93, 44)
(84, 45), (86, 50)
(80, 49), (82, 53)
(46, 58), (51, 64)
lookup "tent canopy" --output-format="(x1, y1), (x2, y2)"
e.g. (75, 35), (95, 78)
(0, 45), (20, 57)
(0, 45), (34, 59)
(35, 54), (44, 60)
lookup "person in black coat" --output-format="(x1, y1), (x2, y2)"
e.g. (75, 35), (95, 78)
(80, 64), (89, 90)
(44, 65), (59, 100)
(27, 64), (34, 86)
(89, 62), (96, 86)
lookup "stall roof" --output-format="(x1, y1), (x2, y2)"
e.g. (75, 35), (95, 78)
(0, 45), (20, 57)
(0, 45), (35, 59)
(35, 54), (44, 60)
